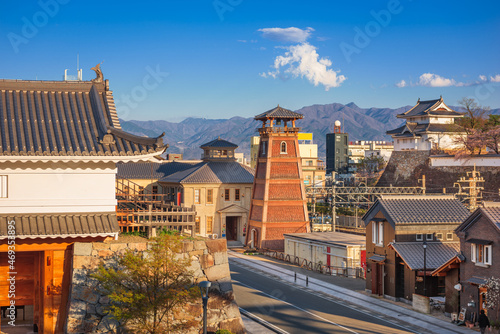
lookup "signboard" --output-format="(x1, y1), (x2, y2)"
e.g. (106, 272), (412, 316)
(298, 133), (313, 141)
(458, 307), (466, 322)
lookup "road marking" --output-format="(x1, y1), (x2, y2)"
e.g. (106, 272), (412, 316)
(233, 279), (360, 334)
(230, 259), (421, 334)
(239, 308), (290, 334)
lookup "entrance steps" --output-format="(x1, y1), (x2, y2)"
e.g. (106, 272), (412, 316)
(226, 240), (244, 248)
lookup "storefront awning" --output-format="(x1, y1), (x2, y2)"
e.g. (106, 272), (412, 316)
(368, 254), (386, 263)
(466, 276), (487, 285)
(465, 238), (492, 245)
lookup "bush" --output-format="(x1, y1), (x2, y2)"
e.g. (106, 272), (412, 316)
(215, 330), (233, 334)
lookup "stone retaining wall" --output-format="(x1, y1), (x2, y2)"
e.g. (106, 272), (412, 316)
(65, 239), (244, 334)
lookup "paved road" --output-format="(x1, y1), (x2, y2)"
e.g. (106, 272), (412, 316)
(231, 261), (419, 334)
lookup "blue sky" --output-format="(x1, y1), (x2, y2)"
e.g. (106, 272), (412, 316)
(1, 1), (499, 121)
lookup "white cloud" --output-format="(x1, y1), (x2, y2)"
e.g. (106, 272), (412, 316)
(260, 42), (346, 90)
(258, 27), (314, 43)
(418, 73), (457, 87)
(490, 74), (500, 82)
(479, 75), (487, 81)
(395, 80), (406, 88)
(237, 40), (247, 43)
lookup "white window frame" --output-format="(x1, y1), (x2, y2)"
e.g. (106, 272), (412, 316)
(280, 141), (287, 154)
(426, 233), (433, 241)
(436, 233), (443, 240)
(194, 189), (200, 204)
(372, 221), (383, 247)
(0, 175), (7, 198)
(471, 243), (492, 266)
(416, 234), (423, 241)
(446, 233), (453, 240)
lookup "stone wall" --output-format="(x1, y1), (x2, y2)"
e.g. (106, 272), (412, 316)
(66, 239), (244, 334)
(377, 151), (500, 200)
(412, 294), (430, 314)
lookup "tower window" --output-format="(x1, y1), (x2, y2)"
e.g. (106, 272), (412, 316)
(280, 141), (287, 154)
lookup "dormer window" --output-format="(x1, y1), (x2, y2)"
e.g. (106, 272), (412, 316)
(280, 141), (287, 154)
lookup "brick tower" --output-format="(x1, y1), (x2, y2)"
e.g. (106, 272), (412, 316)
(246, 105), (310, 250)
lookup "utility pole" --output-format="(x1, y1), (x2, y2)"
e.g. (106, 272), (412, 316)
(454, 164), (484, 211)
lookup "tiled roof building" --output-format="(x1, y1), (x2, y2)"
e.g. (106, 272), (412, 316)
(363, 195), (470, 313)
(454, 202), (500, 320)
(0, 68), (166, 333)
(386, 97), (465, 152)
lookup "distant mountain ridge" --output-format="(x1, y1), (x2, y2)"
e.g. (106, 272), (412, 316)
(120, 103), (500, 160)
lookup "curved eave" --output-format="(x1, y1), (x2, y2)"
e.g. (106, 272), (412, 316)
(0, 150), (166, 163)
(0, 232), (118, 240)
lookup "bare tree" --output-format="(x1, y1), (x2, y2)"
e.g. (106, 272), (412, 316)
(456, 97), (489, 133)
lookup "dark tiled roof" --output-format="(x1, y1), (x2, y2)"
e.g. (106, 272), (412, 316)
(0, 212), (118, 239)
(0, 79), (166, 158)
(363, 196), (470, 228)
(117, 161), (200, 179)
(387, 121), (463, 136)
(397, 97), (464, 118)
(483, 206), (500, 231)
(255, 105), (303, 120)
(456, 204), (500, 233)
(200, 138), (238, 148)
(390, 242), (460, 270)
(159, 161), (255, 184)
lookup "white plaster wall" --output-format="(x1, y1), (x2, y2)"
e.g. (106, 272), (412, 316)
(393, 138), (419, 151)
(0, 162), (117, 213)
(430, 156), (500, 167)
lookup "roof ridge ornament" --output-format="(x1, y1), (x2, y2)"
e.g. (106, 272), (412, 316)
(91, 62), (104, 83)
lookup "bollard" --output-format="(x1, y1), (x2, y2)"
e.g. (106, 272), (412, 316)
(306, 276), (309, 287)
(294, 272), (297, 282)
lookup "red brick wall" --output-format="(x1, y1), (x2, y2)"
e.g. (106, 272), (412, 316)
(268, 184), (302, 200)
(250, 205), (263, 221)
(267, 206), (305, 222)
(270, 162), (299, 178)
(271, 140), (296, 157)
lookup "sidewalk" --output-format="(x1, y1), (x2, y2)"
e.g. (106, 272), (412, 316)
(229, 249), (477, 334)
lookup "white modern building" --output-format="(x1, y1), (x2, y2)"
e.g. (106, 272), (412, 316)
(387, 97), (465, 151)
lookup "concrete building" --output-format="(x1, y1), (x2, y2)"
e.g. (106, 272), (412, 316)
(246, 105), (309, 250)
(251, 133), (325, 187)
(387, 97), (465, 152)
(284, 232), (366, 277)
(326, 121), (349, 175)
(349, 140), (394, 165)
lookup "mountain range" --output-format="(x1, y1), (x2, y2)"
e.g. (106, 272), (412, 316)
(120, 102), (500, 160)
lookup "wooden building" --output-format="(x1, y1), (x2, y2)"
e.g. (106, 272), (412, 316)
(454, 202), (500, 321)
(362, 195), (470, 310)
(246, 105), (309, 250)
(117, 138), (254, 244)
(0, 70), (165, 332)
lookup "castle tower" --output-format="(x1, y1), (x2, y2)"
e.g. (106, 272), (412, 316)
(246, 105), (310, 250)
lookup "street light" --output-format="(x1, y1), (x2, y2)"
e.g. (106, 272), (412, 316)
(199, 281), (211, 334)
(423, 241), (427, 297)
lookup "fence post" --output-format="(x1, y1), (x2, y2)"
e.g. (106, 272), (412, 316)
(306, 276), (309, 287)
(294, 272), (297, 282)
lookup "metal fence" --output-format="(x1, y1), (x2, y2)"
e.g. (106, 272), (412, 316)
(262, 250), (365, 279)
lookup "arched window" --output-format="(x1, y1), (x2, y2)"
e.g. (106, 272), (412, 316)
(280, 141), (287, 154)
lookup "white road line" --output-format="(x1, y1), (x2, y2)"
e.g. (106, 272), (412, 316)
(233, 279), (360, 334)
(239, 308), (290, 334)
(230, 259), (420, 334)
